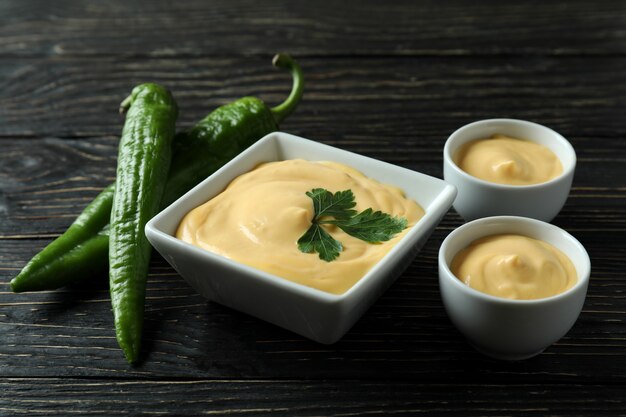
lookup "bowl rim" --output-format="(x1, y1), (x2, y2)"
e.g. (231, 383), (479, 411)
(443, 118), (577, 190)
(147, 131), (457, 303)
(438, 215), (591, 305)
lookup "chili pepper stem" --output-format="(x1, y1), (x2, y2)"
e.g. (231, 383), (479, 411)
(270, 53), (304, 124)
(119, 94), (133, 114)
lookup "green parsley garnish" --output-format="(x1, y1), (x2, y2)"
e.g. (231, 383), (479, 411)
(297, 188), (408, 262)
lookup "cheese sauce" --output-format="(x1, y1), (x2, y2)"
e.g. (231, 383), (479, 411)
(455, 134), (563, 185)
(176, 159), (424, 294)
(451, 234), (577, 300)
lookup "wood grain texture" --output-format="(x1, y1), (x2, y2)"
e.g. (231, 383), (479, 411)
(1, 57), (625, 138)
(1, 0), (625, 57)
(2, 380), (626, 416)
(1, 0), (626, 414)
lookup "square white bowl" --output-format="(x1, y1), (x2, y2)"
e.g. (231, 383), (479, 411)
(146, 132), (457, 344)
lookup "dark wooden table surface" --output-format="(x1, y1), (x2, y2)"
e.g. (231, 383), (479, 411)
(1, 1), (626, 415)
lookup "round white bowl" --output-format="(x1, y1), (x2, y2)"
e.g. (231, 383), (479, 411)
(438, 216), (590, 360)
(443, 119), (576, 222)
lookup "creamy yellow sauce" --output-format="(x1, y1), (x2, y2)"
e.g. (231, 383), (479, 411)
(451, 234), (577, 300)
(455, 134), (563, 185)
(176, 159), (425, 294)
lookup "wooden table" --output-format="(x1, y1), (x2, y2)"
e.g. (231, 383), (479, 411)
(1, 1), (625, 415)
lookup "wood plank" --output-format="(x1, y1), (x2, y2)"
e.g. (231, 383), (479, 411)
(1, 379), (626, 416)
(1, 231), (625, 381)
(1, 0), (625, 57)
(0, 136), (116, 236)
(0, 56), (625, 138)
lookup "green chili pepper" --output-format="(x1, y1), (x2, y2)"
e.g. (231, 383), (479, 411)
(10, 54), (304, 294)
(110, 83), (178, 363)
(9, 184), (114, 292)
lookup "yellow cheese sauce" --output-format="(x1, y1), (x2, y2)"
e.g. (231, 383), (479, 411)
(451, 234), (577, 300)
(176, 159), (425, 294)
(455, 134), (563, 185)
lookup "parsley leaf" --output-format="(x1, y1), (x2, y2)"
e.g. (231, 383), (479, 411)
(324, 208), (408, 243)
(306, 188), (356, 220)
(297, 223), (343, 262)
(297, 188), (409, 262)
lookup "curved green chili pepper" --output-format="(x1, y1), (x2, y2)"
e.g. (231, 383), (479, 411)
(10, 54), (304, 293)
(110, 83), (178, 363)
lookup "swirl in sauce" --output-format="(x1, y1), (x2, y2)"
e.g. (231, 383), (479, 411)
(451, 234), (577, 300)
(176, 159), (424, 294)
(455, 134), (562, 185)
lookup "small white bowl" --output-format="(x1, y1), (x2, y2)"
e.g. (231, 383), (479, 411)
(438, 216), (590, 360)
(146, 132), (457, 344)
(443, 119), (576, 222)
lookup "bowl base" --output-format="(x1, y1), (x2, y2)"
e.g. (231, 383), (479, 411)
(469, 341), (545, 361)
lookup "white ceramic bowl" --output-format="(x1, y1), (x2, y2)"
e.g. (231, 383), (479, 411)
(443, 119), (576, 222)
(438, 216), (590, 360)
(146, 132), (457, 344)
